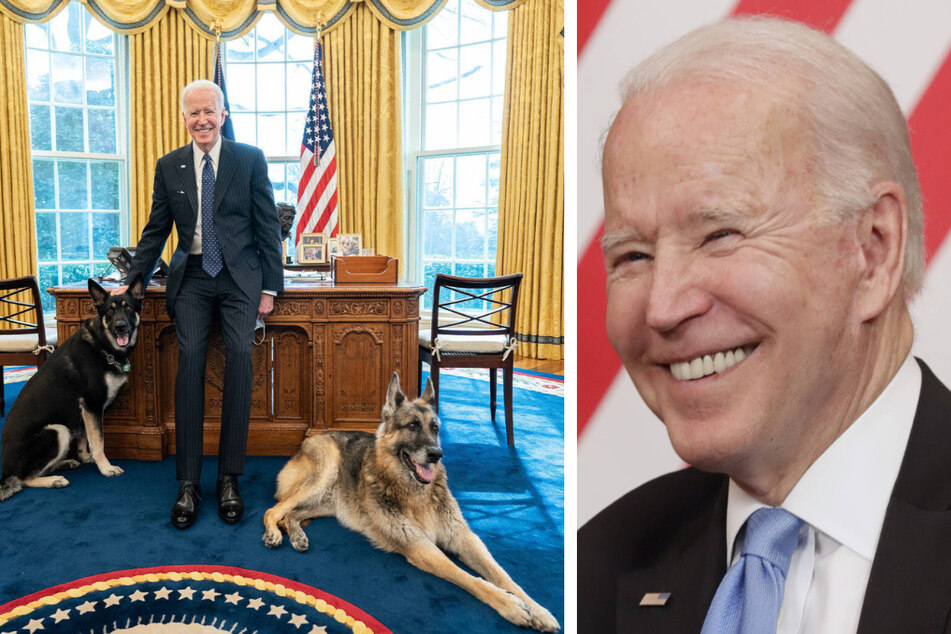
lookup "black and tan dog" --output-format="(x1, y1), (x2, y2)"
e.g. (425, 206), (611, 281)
(0, 275), (144, 501)
(263, 373), (560, 632)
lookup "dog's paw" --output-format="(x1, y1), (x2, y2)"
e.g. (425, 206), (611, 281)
(289, 532), (310, 553)
(51, 476), (70, 488)
(262, 529), (283, 549)
(494, 592), (534, 629)
(99, 464), (124, 477)
(58, 459), (81, 470)
(527, 604), (560, 632)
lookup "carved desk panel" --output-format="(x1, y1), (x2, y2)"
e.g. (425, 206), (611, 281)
(51, 281), (425, 460)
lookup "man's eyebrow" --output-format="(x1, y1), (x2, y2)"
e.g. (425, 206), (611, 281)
(694, 205), (755, 225)
(601, 229), (644, 253)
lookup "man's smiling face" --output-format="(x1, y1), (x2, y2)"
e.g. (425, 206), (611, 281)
(182, 86), (225, 153)
(601, 80), (867, 481)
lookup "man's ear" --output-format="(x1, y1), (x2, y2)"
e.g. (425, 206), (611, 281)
(854, 182), (907, 322)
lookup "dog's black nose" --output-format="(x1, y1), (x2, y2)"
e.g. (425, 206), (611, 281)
(427, 447), (443, 464)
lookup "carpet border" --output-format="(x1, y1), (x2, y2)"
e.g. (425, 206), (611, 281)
(0, 564), (393, 633)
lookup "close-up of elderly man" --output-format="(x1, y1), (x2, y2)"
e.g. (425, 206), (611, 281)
(578, 16), (951, 634)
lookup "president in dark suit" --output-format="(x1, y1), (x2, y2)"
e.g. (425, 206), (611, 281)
(114, 79), (283, 530)
(579, 18), (951, 633)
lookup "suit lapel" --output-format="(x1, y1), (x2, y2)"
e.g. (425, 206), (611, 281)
(858, 360), (951, 633)
(178, 143), (198, 217)
(213, 138), (237, 214)
(617, 474), (728, 632)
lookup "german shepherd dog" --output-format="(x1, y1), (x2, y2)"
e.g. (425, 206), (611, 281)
(0, 275), (144, 501)
(263, 373), (560, 632)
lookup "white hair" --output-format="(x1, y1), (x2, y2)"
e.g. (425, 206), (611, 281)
(180, 79), (225, 114)
(614, 17), (924, 295)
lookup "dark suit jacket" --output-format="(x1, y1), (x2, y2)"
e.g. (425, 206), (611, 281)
(129, 139), (284, 318)
(579, 359), (951, 633)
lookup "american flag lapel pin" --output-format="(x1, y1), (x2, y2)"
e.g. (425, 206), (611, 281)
(639, 592), (671, 607)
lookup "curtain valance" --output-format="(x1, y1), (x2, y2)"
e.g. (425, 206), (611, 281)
(0, 0), (534, 36)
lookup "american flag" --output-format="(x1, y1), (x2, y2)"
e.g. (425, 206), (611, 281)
(295, 38), (338, 244)
(579, 0), (951, 527)
(212, 40), (235, 142)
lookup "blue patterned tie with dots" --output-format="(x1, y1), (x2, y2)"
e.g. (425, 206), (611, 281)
(201, 153), (222, 277)
(700, 508), (804, 634)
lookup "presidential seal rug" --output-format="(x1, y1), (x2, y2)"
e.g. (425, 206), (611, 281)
(0, 566), (391, 634)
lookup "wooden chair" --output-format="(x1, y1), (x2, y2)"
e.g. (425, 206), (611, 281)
(418, 273), (523, 445)
(0, 275), (56, 416)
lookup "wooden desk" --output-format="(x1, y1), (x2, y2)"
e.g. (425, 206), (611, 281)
(50, 279), (425, 460)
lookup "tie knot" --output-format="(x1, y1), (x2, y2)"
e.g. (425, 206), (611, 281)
(203, 153), (212, 164)
(741, 508), (803, 573)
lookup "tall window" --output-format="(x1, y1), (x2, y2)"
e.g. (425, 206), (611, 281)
(405, 0), (507, 310)
(223, 13), (313, 215)
(25, 3), (127, 312)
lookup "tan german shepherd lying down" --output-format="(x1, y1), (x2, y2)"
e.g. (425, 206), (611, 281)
(262, 373), (559, 632)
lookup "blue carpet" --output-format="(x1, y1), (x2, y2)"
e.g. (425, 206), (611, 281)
(0, 368), (563, 632)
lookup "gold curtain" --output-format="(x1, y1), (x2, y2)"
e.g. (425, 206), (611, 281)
(128, 10), (211, 264)
(324, 3), (403, 263)
(496, 0), (563, 359)
(0, 13), (37, 283)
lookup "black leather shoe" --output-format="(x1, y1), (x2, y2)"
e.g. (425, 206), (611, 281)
(217, 475), (243, 524)
(171, 481), (201, 529)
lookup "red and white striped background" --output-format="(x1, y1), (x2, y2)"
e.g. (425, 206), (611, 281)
(577, 0), (951, 526)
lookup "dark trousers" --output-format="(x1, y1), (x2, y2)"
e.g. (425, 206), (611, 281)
(174, 255), (257, 481)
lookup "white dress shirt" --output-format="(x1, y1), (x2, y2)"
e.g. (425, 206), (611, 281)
(724, 353), (921, 633)
(187, 137), (222, 256)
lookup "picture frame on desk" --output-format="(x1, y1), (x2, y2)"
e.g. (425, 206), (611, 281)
(298, 233), (326, 264)
(328, 238), (339, 258)
(337, 233), (362, 257)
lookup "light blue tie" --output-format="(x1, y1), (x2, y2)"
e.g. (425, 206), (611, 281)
(700, 508), (803, 634)
(201, 153), (222, 277)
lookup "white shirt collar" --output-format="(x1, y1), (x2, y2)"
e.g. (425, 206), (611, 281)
(192, 135), (222, 169)
(726, 354), (921, 563)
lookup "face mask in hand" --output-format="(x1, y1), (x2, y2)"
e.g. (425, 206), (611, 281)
(254, 319), (266, 346)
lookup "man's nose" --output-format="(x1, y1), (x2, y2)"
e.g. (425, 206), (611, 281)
(644, 252), (712, 333)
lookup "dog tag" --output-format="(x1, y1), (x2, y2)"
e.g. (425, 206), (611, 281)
(640, 592), (671, 607)
(122, 362), (131, 372)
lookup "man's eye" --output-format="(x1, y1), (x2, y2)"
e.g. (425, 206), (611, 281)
(705, 229), (738, 244)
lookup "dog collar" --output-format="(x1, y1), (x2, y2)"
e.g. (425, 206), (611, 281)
(103, 352), (131, 373)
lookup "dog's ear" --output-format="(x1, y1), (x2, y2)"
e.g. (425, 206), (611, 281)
(386, 372), (405, 409)
(127, 272), (145, 300)
(420, 377), (435, 404)
(88, 278), (108, 307)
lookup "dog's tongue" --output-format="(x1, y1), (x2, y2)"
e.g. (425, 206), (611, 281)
(415, 461), (435, 483)
(116, 334), (130, 347)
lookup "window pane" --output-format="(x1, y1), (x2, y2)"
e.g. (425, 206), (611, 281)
(487, 209), (498, 261)
(32, 159), (55, 209)
(60, 212), (91, 260)
(257, 64), (285, 111)
(25, 23), (48, 49)
(423, 157), (453, 208)
(36, 212), (57, 261)
(228, 33), (255, 62)
(454, 261), (485, 279)
(427, 0), (458, 50)
(51, 52), (83, 104)
(493, 40), (506, 95)
(26, 49), (50, 101)
(30, 104), (52, 151)
(87, 109), (117, 154)
(257, 113), (285, 156)
(38, 264), (59, 314)
(488, 152), (500, 205)
(287, 33), (313, 61)
(50, 3), (82, 53)
(491, 96), (504, 145)
(460, 0), (492, 45)
(455, 208), (486, 259)
(62, 262), (91, 286)
(423, 260), (453, 310)
(58, 161), (88, 209)
(228, 64), (255, 111)
(256, 14), (285, 62)
(84, 12), (113, 55)
(287, 112), (305, 156)
(85, 56), (115, 106)
(55, 106), (85, 152)
(269, 162), (287, 202)
(288, 63), (311, 110)
(92, 212), (120, 256)
(427, 49), (457, 103)
(425, 102), (457, 150)
(231, 113), (256, 143)
(459, 43), (490, 100)
(422, 208), (453, 259)
(285, 162), (301, 203)
(90, 161), (119, 209)
(494, 9), (508, 39)
(458, 98), (491, 147)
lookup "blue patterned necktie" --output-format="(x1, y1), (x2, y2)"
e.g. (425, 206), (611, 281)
(700, 508), (804, 634)
(201, 153), (222, 277)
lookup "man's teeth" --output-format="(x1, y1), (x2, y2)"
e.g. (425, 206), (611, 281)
(670, 346), (754, 381)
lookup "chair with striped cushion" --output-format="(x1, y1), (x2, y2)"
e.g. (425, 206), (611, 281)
(418, 273), (523, 445)
(0, 275), (56, 416)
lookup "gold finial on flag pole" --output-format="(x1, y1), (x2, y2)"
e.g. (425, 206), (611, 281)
(212, 17), (223, 43)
